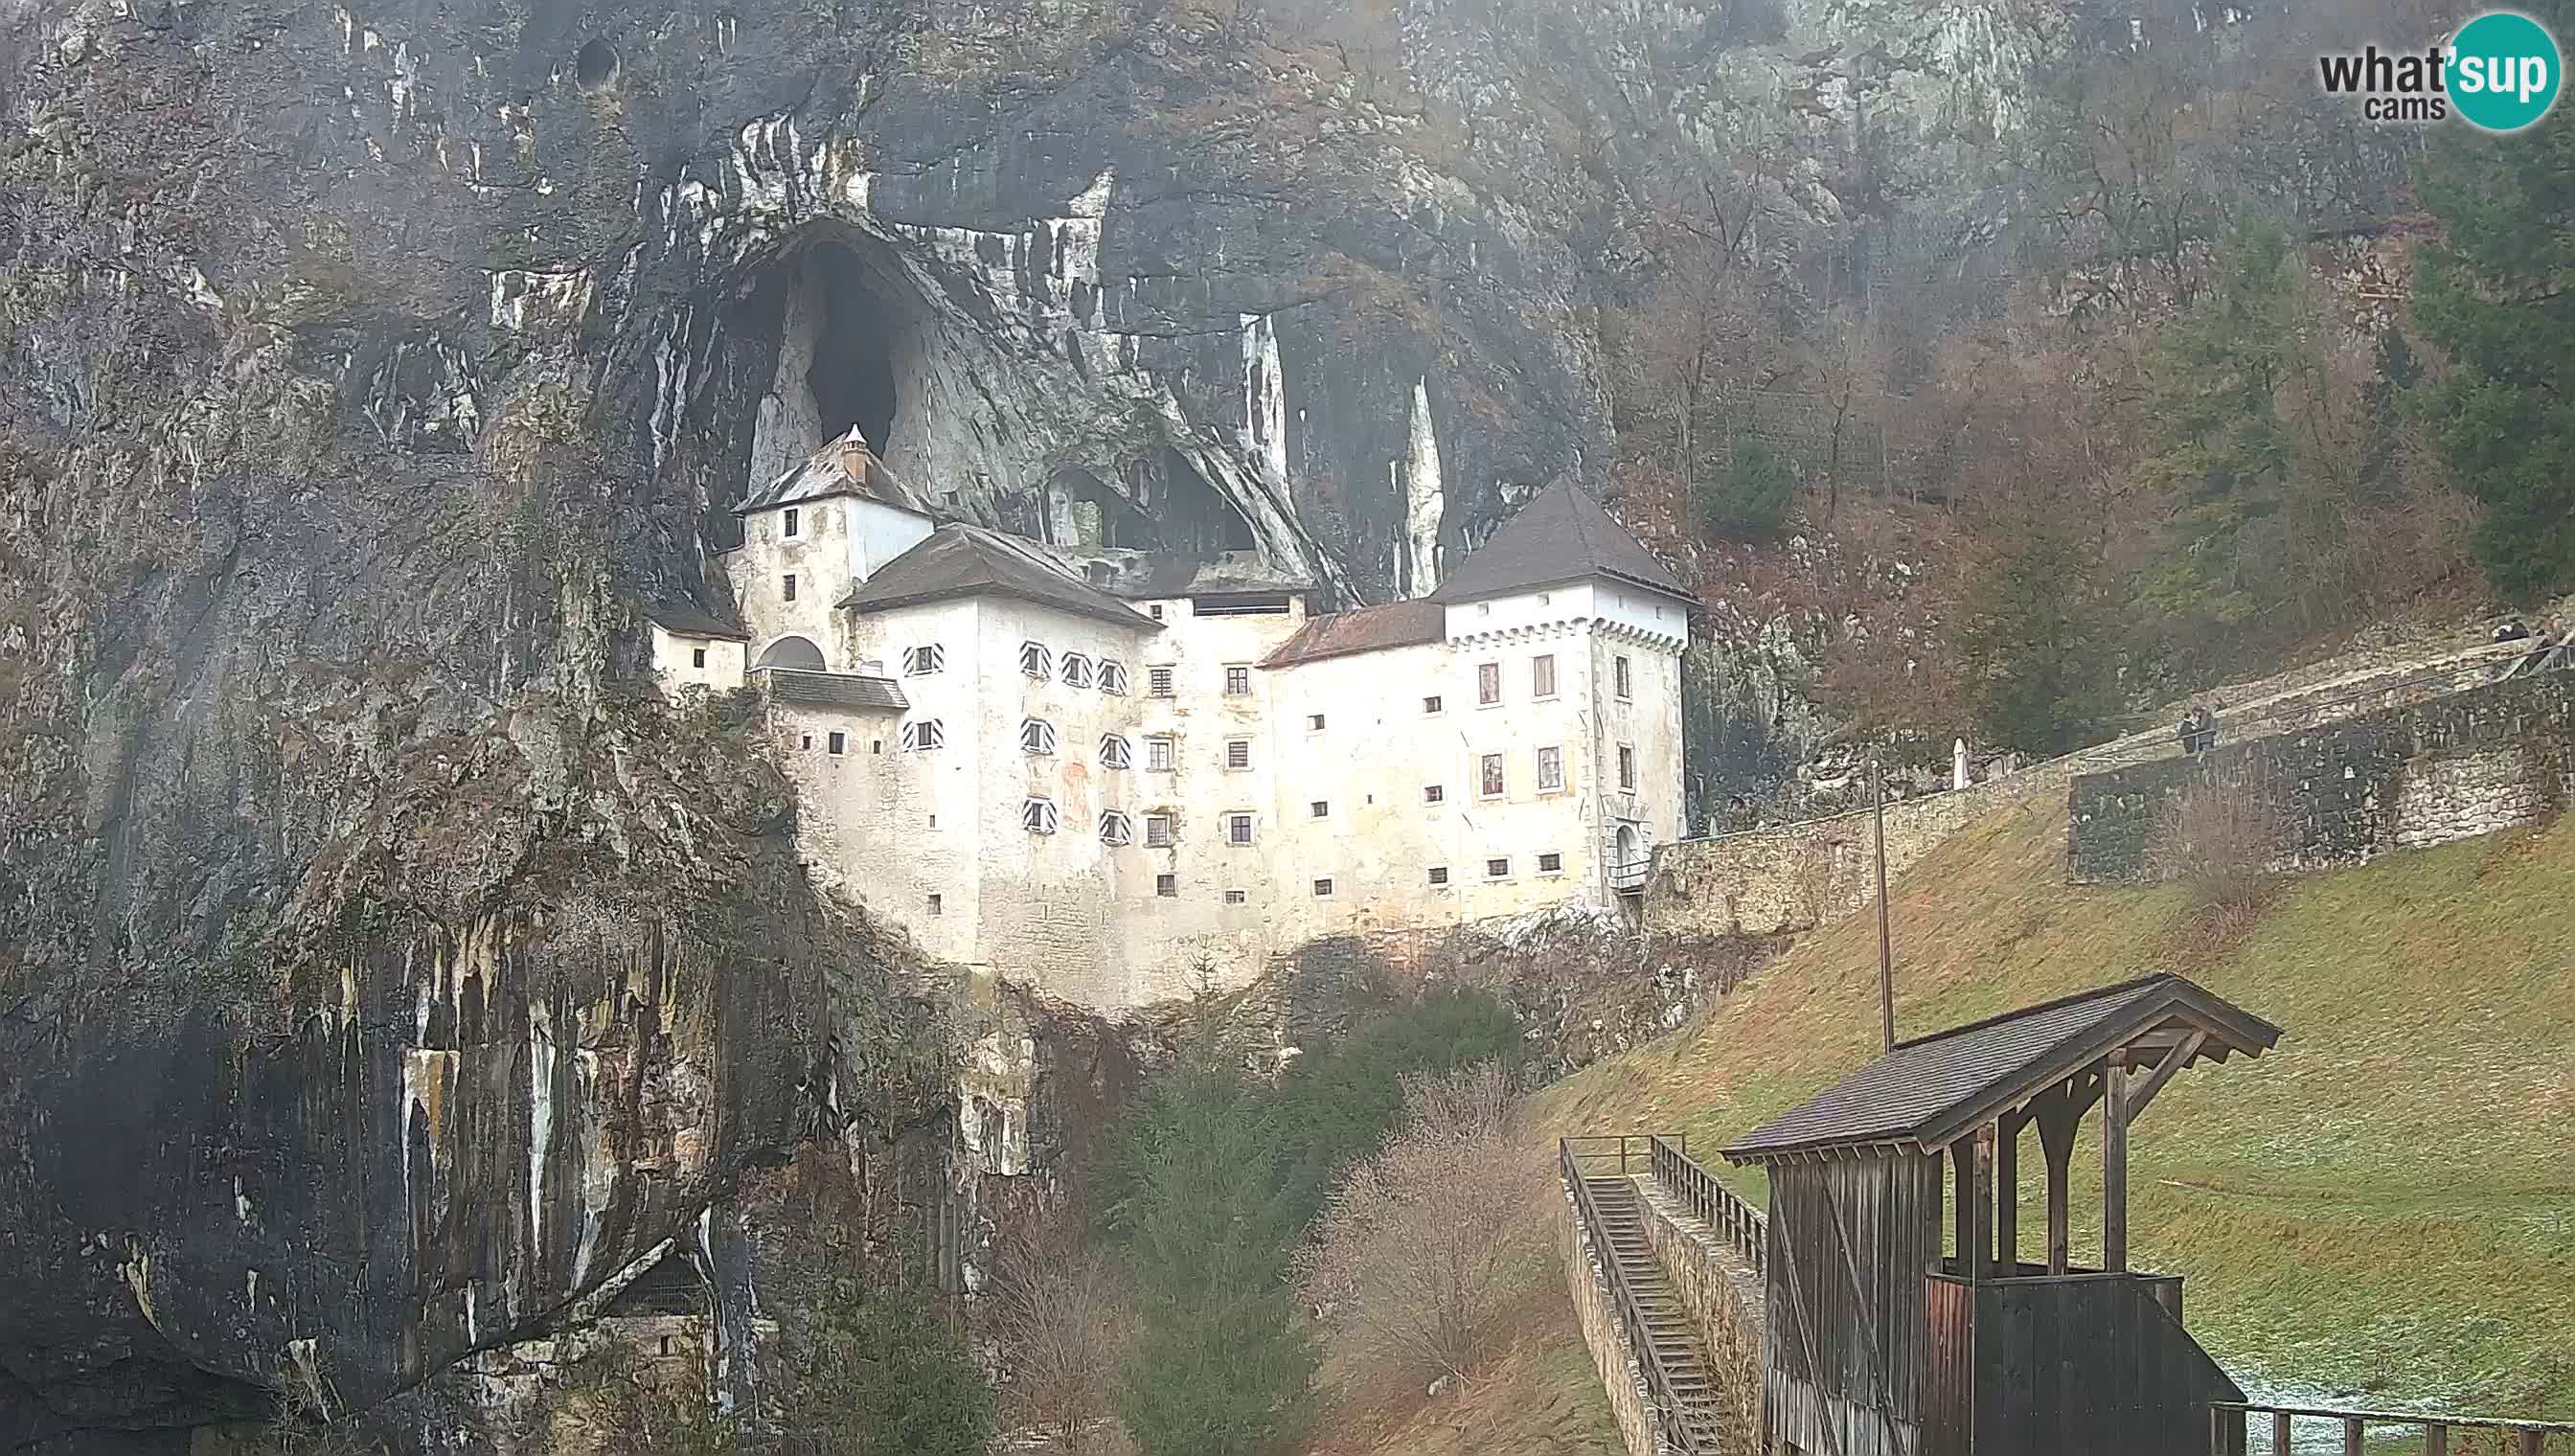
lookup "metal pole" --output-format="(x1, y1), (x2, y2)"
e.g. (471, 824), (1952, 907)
(1875, 760), (1894, 1053)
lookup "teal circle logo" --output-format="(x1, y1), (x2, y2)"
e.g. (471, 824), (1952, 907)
(2449, 11), (2562, 131)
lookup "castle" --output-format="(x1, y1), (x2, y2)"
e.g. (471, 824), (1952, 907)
(648, 430), (1691, 1009)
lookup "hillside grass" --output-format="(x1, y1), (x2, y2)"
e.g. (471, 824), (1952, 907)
(1337, 799), (2575, 1453)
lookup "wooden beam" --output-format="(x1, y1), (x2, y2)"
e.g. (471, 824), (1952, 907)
(1994, 1114), (2020, 1274)
(2104, 1057), (2131, 1273)
(1952, 1136), (1987, 1282)
(2127, 1029), (2209, 1119)
(2035, 1078), (2082, 1276)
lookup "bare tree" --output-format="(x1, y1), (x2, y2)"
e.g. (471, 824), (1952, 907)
(1295, 1062), (1546, 1388)
(2157, 781), (2286, 921)
(990, 1195), (1135, 1452)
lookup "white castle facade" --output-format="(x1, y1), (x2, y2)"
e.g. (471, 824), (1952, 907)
(648, 431), (1691, 1010)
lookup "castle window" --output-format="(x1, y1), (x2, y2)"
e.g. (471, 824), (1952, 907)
(1538, 852), (1563, 875)
(900, 718), (945, 751)
(1424, 785), (1445, 804)
(1487, 857), (1511, 879)
(1146, 812), (1175, 847)
(1614, 655), (1632, 700)
(1225, 739), (1251, 770)
(1149, 665), (1175, 696)
(784, 508), (801, 537)
(902, 644), (945, 675)
(1099, 811), (1132, 847)
(1312, 878), (1333, 898)
(1532, 653), (1557, 699)
(1227, 813), (1254, 846)
(1021, 717), (1058, 756)
(1020, 642), (1052, 680)
(1098, 660), (1128, 694)
(783, 574), (798, 603)
(1424, 694), (1442, 715)
(1147, 736), (1176, 772)
(828, 732), (846, 756)
(692, 648), (707, 669)
(1100, 734), (1133, 769)
(800, 734), (812, 750)
(1150, 604), (1166, 620)
(1618, 744), (1636, 791)
(1224, 888), (1249, 905)
(1480, 753), (1505, 798)
(1310, 800), (1329, 818)
(1478, 662), (1500, 706)
(1427, 866), (1450, 887)
(1224, 665), (1251, 696)
(1156, 873), (1178, 897)
(1022, 797), (1059, 834)
(927, 894), (942, 916)
(1537, 745), (1563, 792)
(1308, 714), (1326, 732)
(1061, 652), (1094, 688)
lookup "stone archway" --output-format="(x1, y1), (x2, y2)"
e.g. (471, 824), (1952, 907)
(754, 635), (826, 671)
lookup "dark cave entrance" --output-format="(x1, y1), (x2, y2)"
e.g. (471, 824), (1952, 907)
(804, 242), (907, 456)
(1149, 447), (1256, 554)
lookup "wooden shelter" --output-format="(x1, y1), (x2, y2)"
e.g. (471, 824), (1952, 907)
(1720, 974), (2282, 1456)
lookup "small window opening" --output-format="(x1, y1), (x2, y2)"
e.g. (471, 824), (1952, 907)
(783, 574), (797, 603)
(927, 894), (943, 916)
(828, 732), (845, 755)
(1538, 852), (1563, 874)
(1310, 801), (1329, 818)
(1224, 887), (1248, 904)
(784, 507), (801, 537)
(1428, 866), (1450, 886)
(692, 648), (707, 669)
(1155, 873), (1177, 898)
(1312, 878), (1333, 898)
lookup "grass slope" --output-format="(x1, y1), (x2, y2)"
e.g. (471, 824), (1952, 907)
(1537, 799), (2575, 1418)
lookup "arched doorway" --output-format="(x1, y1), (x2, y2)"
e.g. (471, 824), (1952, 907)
(755, 635), (826, 671)
(1615, 823), (1640, 868)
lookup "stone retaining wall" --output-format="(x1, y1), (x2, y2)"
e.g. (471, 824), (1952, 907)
(1644, 645), (2532, 938)
(2068, 671), (2574, 882)
(1561, 1184), (1670, 1456)
(1630, 1176), (1764, 1449)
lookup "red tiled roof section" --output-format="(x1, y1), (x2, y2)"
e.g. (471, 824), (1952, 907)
(1259, 598), (1446, 669)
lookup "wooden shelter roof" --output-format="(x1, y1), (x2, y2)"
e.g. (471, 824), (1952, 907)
(1720, 974), (2280, 1165)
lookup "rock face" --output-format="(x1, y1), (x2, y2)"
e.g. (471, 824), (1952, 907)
(0, 0), (2425, 1446)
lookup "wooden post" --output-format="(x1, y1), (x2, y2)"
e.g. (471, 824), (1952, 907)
(1952, 1139), (1984, 1281)
(1994, 1115), (2019, 1275)
(2272, 1412), (2292, 1455)
(2516, 1430), (2541, 1456)
(2037, 1081), (2080, 1275)
(2423, 1424), (2447, 1456)
(1874, 761), (1894, 1054)
(2341, 1418), (2363, 1456)
(2104, 1058), (2131, 1273)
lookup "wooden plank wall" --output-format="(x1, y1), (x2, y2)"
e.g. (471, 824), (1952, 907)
(1965, 1274), (2245, 1456)
(1764, 1152), (1946, 1456)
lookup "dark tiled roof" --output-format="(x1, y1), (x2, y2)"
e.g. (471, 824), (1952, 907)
(839, 525), (1159, 632)
(761, 669), (908, 711)
(1720, 974), (2282, 1164)
(736, 429), (933, 517)
(1259, 599), (1446, 669)
(642, 601), (749, 641)
(1431, 481), (1692, 605)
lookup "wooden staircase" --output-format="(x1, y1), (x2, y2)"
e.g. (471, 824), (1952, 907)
(1580, 1172), (1740, 1452)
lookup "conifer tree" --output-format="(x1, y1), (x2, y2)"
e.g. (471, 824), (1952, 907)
(2412, 34), (2575, 603)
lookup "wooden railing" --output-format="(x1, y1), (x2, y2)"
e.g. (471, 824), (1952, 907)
(1560, 1136), (1707, 1456)
(1647, 1133), (1766, 1275)
(2212, 1400), (2575, 1455)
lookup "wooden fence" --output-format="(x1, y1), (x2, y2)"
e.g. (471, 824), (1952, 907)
(1647, 1132), (1766, 1275)
(2212, 1401), (2575, 1455)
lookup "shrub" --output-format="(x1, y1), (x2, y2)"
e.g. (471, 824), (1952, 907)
(1296, 1062), (1546, 1386)
(1690, 438), (1794, 542)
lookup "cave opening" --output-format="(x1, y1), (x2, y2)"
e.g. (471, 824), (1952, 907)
(1153, 447), (1257, 554)
(806, 243), (904, 456)
(1054, 466), (1155, 549)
